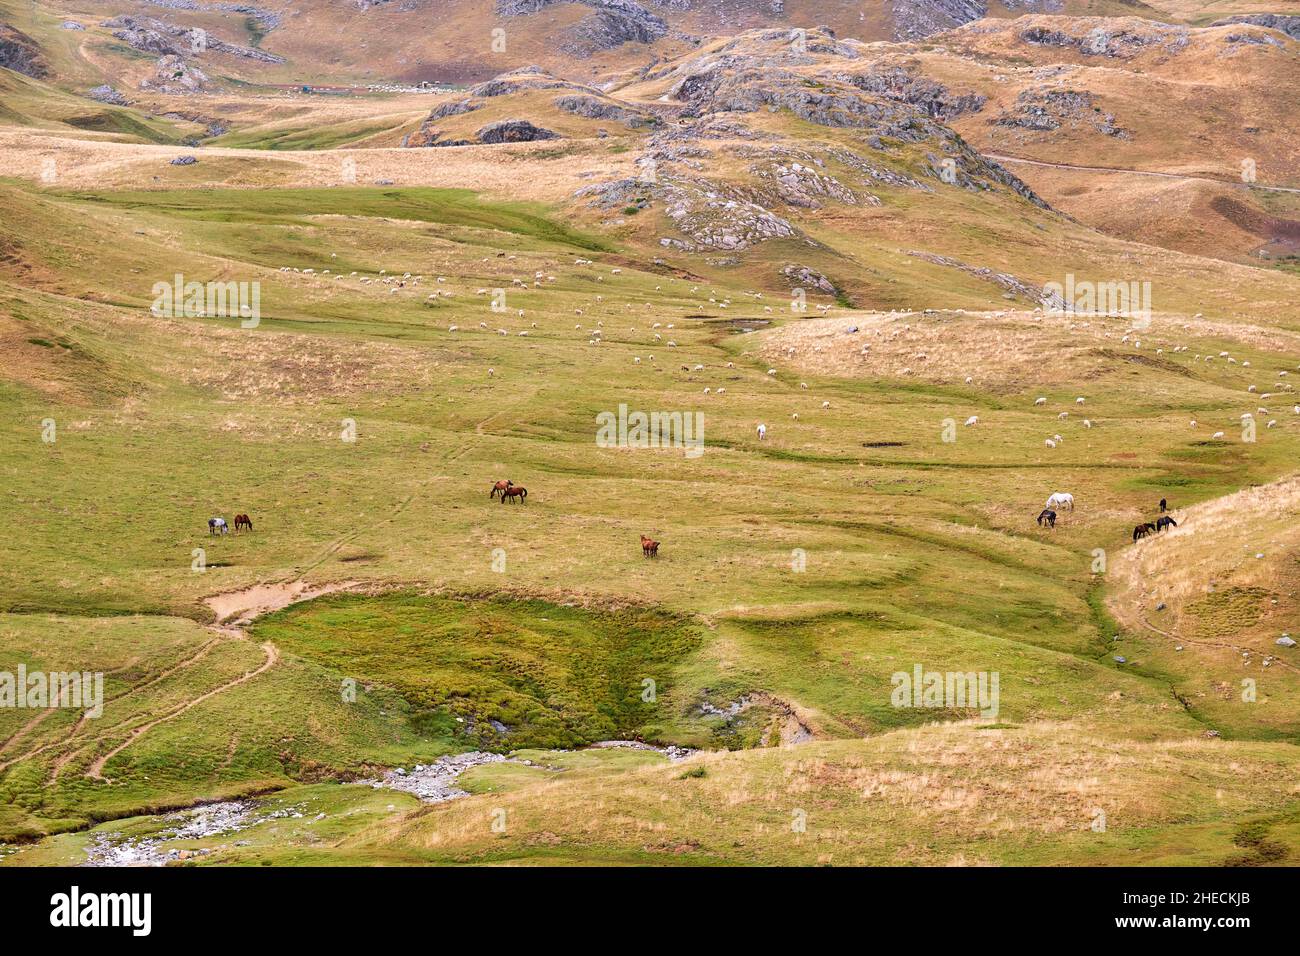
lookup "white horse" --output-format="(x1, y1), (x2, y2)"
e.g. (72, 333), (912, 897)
(1045, 492), (1074, 511)
(208, 517), (229, 535)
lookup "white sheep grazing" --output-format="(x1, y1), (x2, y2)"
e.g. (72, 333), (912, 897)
(694, 364), (704, 371)
(1212, 431), (1225, 439)
(1075, 397), (1085, 404)
(704, 387), (711, 394)
(1053, 434), (1063, 442)
(727, 362), (734, 368)
(1083, 419), (1092, 428)
(1190, 420), (1197, 428)
(634, 357), (641, 364)
(791, 412), (799, 420)
(822, 401), (830, 409)
(1035, 397), (1047, 406)
(965, 376), (973, 384)
(756, 424), (767, 440)
(1267, 420), (1277, 428)
(964, 416), (978, 426)
(717, 388), (725, 394)
(1294, 406), (1300, 414)
(767, 368), (777, 375)
(1044, 438), (1057, 448)
(448, 324), (458, 332)
(488, 368), (495, 377)
(1248, 385), (1257, 392)
(1058, 412), (1069, 419)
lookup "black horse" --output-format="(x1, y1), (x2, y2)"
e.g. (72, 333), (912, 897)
(1159, 498), (1168, 513)
(1133, 521), (1157, 542)
(1156, 515), (1177, 532)
(1037, 508), (1057, 528)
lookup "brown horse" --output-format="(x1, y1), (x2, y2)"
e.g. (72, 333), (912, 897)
(500, 486), (527, 504)
(233, 513), (253, 533)
(1133, 522), (1156, 542)
(490, 479), (514, 500)
(640, 534), (659, 558)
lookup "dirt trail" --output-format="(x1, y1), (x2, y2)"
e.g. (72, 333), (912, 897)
(0, 644), (222, 775)
(86, 642), (280, 780)
(70, 580), (356, 781)
(205, 580), (357, 627)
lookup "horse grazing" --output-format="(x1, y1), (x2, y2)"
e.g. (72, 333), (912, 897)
(490, 479), (514, 500)
(233, 513), (253, 533)
(500, 486), (527, 504)
(1159, 497), (1168, 513)
(1132, 522), (1156, 542)
(640, 534), (660, 558)
(208, 517), (228, 536)
(1046, 492), (1074, 511)
(1036, 509), (1057, 528)
(1156, 515), (1177, 533)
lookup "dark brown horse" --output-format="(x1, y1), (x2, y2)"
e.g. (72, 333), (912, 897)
(490, 479), (514, 500)
(233, 513), (253, 533)
(500, 486), (527, 504)
(640, 534), (659, 558)
(1036, 509), (1057, 528)
(1133, 522), (1157, 542)
(1156, 515), (1177, 533)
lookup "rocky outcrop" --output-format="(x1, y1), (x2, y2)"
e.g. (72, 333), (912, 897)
(476, 118), (559, 142)
(907, 250), (1065, 307)
(994, 88), (1128, 138)
(495, 0), (668, 57)
(554, 93), (652, 127)
(0, 25), (49, 79)
(105, 15), (284, 62)
(87, 85), (130, 105)
(1210, 14), (1300, 41)
(468, 65), (579, 97)
(782, 263), (836, 295)
(1018, 20), (1190, 58)
(892, 0), (986, 42)
(401, 98), (482, 145)
(140, 54), (212, 94)
(135, 0), (283, 32)
(406, 69), (639, 146)
(846, 67), (985, 120)
(570, 26), (1049, 254)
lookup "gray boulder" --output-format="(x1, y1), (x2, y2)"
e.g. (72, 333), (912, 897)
(476, 119), (559, 143)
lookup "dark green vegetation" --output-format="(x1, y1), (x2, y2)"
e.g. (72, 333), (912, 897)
(256, 593), (701, 748)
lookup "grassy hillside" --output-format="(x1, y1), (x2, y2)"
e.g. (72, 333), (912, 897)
(0, 19), (1297, 866)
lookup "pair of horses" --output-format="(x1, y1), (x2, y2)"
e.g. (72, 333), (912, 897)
(208, 514), (252, 535)
(1133, 515), (1176, 541)
(489, 479), (528, 504)
(640, 534), (660, 558)
(1035, 492), (1074, 529)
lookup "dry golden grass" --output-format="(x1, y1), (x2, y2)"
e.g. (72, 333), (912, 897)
(1109, 473), (1300, 655)
(352, 722), (1300, 864)
(759, 308), (1300, 392)
(0, 127), (634, 201)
